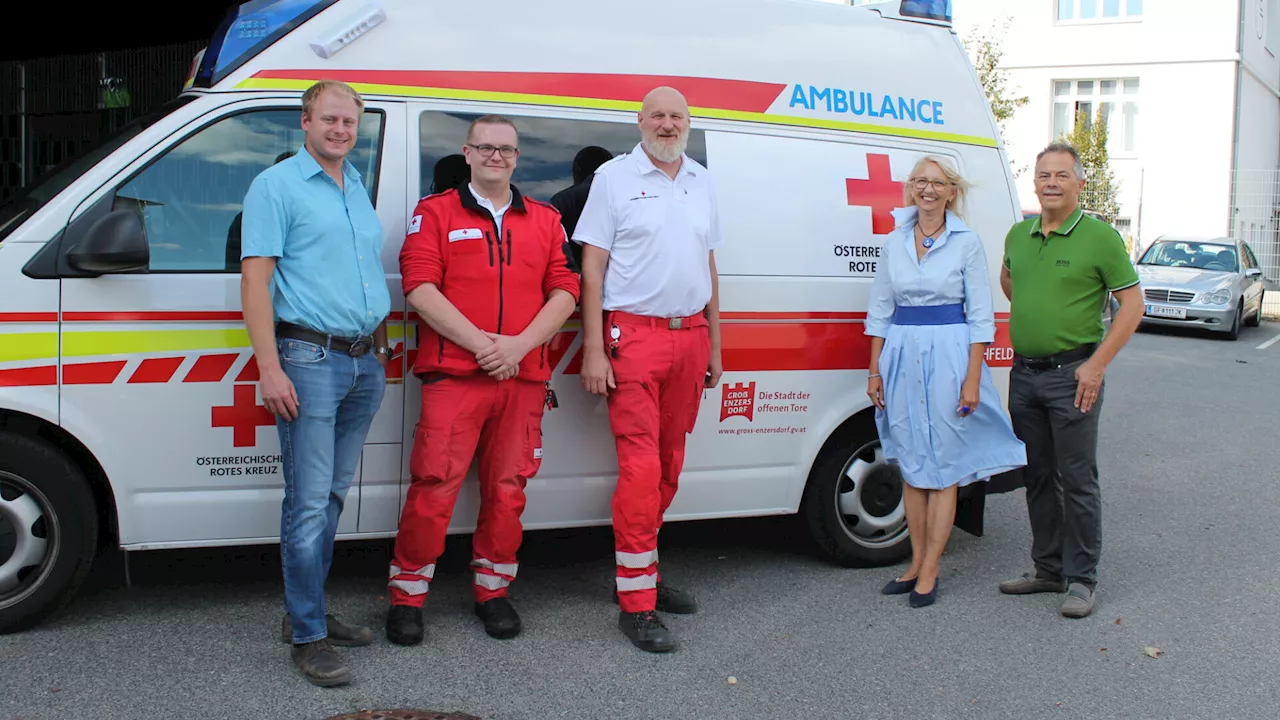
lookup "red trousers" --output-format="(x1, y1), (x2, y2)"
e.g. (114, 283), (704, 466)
(605, 311), (711, 613)
(388, 374), (546, 606)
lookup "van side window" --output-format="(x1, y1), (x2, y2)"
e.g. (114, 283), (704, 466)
(417, 109), (708, 211)
(111, 108), (385, 273)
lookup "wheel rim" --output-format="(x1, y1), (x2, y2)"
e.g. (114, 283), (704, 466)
(833, 440), (908, 549)
(0, 470), (59, 610)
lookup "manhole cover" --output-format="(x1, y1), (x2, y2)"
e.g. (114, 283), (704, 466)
(327, 707), (481, 712)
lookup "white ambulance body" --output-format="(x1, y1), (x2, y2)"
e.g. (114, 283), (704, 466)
(0, 0), (1021, 633)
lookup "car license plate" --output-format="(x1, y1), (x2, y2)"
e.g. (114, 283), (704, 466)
(1146, 304), (1187, 319)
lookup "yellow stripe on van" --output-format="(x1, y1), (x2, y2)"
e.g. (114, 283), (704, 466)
(0, 333), (58, 363)
(235, 78), (999, 148)
(62, 329), (252, 358)
(59, 325), (405, 359)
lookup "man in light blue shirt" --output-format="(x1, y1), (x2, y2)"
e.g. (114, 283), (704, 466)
(240, 80), (391, 688)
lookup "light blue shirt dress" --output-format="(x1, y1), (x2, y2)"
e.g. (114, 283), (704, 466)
(864, 206), (1027, 489)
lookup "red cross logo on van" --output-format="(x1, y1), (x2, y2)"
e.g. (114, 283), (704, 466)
(846, 153), (903, 235)
(212, 384), (275, 447)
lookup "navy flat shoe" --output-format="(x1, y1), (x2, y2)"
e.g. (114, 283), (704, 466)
(909, 581), (939, 608)
(881, 576), (918, 595)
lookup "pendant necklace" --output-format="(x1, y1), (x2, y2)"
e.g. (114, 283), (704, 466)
(919, 219), (945, 249)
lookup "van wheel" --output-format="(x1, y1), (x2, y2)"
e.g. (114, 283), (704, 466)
(801, 417), (911, 567)
(0, 432), (98, 634)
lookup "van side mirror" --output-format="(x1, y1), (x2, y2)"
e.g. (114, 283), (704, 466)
(1246, 267), (1262, 277)
(66, 209), (149, 275)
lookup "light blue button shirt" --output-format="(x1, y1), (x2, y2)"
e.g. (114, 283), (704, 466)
(864, 206), (996, 344)
(240, 146), (390, 338)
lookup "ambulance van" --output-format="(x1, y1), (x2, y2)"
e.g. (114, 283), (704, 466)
(0, 0), (1022, 633)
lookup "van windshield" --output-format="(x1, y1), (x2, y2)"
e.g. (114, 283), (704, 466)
(0, 96), (195, 244)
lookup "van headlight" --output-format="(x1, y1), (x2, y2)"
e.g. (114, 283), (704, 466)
(1203, 289), (1231, 305)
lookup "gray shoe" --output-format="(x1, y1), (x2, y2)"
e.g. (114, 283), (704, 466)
(998, 571), (1067, 595)
(1060, 583), (1096, 618)
(290, 639), (351, 688)
(281, 613), (373, 647)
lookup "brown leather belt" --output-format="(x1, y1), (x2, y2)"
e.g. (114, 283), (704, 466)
(276, 321), (373, 357)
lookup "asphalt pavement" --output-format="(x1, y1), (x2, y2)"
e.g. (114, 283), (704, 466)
(4, 319), (1280, 720)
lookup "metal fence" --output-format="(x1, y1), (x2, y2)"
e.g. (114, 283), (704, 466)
(1230, 169), (1280, 317)
(0, 41), (204, 203)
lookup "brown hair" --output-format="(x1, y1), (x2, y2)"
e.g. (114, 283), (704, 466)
(467, 114), (519, 143)
(301, 80), (364, 117)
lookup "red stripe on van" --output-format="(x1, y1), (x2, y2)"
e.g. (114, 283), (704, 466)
(0, 313), (58, 323)
(0, 366), (57, 386)
(62, 361), (128, 385)
(183, 353), (239, 383)
(236, 356), (260, 382)
(63, 311), (243, 322)
(129, 357), (185, 384)
(253, 70), (787, 114)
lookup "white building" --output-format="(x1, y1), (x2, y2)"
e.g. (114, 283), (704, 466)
(949, 0), (1280, 275)
(821, 1), (1280, 290)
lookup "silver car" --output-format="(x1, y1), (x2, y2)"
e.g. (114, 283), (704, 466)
(1135, 236), (1266, 340)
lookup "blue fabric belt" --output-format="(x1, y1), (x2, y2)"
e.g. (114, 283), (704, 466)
(892, 303), (966, 326)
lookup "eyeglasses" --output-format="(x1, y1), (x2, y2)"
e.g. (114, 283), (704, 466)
(468, 143), (519, 158)
(910, 178), (951, 191)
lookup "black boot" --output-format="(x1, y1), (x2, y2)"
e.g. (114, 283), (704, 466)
(618, 610), (677, 653)
(613, 580), (699, 614)
(474, 597), (522, 639)
(385, 605), (424, 646)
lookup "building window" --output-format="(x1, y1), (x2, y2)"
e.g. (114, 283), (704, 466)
(1056, 0), (1142, 22)
(1052, 78), (1139, 156)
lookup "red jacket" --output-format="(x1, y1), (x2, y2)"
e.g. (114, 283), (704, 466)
(400, 184), (581, 382)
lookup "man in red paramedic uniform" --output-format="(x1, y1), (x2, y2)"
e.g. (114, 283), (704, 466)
(386, 114), (580, 645)
(574, 86), (724, 653)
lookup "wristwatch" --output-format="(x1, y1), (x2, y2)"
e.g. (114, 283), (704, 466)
(373, 346), (393, 358)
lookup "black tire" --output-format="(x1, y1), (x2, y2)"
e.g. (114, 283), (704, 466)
(1246, 291), (1264, 328)
(801, 415), (912, 568)
(1226, 302), (1242, 341)
(0, 432), (98, 634)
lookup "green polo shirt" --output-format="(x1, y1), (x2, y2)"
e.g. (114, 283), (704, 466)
(1003, 207), (1139, 358)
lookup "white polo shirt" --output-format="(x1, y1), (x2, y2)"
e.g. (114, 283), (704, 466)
(573, 142), (723, 318)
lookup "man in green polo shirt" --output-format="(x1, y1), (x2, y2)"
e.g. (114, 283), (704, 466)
(996, 142), (1142, 619)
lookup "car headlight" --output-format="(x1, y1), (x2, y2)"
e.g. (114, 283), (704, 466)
(1203, 289), (1231, 305)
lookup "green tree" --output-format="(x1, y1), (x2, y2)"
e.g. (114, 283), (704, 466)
(1062, 107), (1121, 226)
(964, 19), (1029, 173)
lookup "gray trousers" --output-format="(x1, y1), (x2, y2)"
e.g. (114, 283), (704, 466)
(1008, 358), (1103, 588)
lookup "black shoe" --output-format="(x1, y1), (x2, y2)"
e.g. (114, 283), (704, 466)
(612, 580), (699, 614)
(281, 613), (373, 646)
(474, 597), (522, 639)
(909, 580), (939, 608)
(618, 611), (677, 653)
(290, 639), (351, 687)
(385, 605), (424, 646)
(881, 576), (918, 595)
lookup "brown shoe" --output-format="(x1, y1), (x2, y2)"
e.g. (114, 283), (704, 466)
(290, 639), (351, 688)
(998, 571), (1067, 595)
(1060, 583), (1097, 618)
(281, 613), (373, 646)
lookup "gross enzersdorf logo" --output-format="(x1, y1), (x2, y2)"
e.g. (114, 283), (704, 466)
(720, 382), (756, 422)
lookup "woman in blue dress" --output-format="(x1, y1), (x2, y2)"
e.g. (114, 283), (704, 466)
(864, 155), (1026, 608)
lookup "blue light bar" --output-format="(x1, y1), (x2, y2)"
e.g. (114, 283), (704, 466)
(900, 0), (952, 23)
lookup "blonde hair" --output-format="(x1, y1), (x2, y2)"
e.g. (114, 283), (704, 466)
(902, 154), (972, 219)
(301, 80), (364, 117)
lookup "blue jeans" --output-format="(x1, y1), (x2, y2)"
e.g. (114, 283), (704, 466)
(277, 337), (385, 644)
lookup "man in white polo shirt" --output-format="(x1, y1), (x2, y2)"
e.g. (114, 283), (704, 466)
(573, 85), (723, 653)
